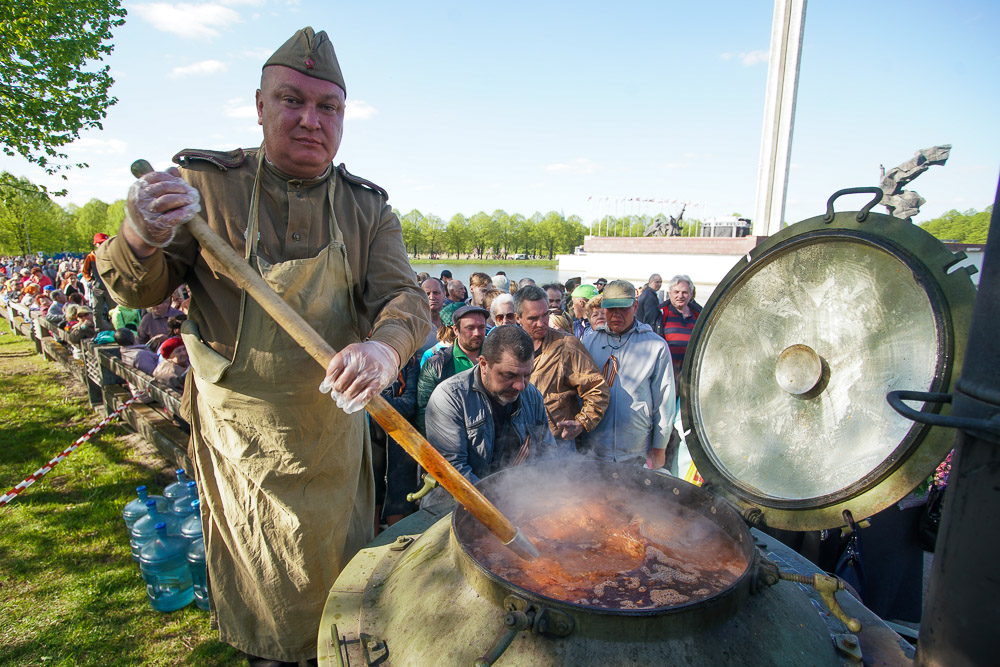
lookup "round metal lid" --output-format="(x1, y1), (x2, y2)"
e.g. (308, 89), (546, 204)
(680, 188), (977, 531)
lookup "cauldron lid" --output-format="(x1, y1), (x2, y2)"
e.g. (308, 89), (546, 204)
(680, 188), (976, 531)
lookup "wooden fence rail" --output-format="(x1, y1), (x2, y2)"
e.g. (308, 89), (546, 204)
(1, 302), (192, 471)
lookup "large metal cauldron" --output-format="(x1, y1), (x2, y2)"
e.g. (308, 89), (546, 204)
(319, 460), (893, 665)
(319, 188), (974, 666)
(450, 460), (758, 637)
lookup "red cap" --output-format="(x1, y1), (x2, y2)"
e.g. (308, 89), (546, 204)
(158, 336), (185, 360)
(93, 233), (109, 245)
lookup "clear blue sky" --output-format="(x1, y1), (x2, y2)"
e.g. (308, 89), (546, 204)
(2, 0), (997, 227)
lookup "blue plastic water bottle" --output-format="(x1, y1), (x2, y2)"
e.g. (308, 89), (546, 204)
(130, 500), (182, 562)
(122, 486), (169, 532)
(139, 522), (195, 611)
(170, 482), (198, 520)
(163, 469), (192, 507)
(187, 536), (210, 611)
(180, 499), (203, 545)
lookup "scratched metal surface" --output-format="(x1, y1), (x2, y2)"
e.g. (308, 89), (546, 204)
(691, 239), (938, 500)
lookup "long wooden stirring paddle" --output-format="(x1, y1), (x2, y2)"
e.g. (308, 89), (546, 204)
(130, 159), (539, 561)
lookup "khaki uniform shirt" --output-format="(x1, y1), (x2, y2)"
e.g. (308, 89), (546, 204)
(96, 149), (428, 366)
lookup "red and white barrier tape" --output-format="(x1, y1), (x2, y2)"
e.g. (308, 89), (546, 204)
(1, 393), (145, 507)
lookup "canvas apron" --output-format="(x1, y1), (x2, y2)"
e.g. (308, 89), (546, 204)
(182, 155), (373, 661)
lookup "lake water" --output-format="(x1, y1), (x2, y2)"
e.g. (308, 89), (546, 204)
(410, 262), (588, 288)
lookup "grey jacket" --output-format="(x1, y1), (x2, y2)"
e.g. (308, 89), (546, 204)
(579, 320), (676, 463)
(421, 366), (557, 509)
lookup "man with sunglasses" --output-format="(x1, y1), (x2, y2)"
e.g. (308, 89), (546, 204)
(514, 285), (609, 451)
(578, 280), (675, 469)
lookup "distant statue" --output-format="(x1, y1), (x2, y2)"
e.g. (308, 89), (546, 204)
(644, 205), (685, 237)
(880, 145), (951, 221)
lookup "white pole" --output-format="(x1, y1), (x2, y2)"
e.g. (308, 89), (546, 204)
(753, 0), (807, 237)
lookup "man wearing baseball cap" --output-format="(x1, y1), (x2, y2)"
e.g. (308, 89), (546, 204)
(570, 283), (598, 338)
(579, 280), (676, 470)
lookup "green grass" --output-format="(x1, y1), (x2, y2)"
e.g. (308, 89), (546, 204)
(0, 321), (241, 666)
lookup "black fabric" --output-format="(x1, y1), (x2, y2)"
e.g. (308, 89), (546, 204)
(834, 530), (866, 601)
(637, 287), (663, 334)
(918, 486), (945, 552)
(373, 356), (420, 518)
(764, 504), (925, 623)
(488, 397), (517, 471)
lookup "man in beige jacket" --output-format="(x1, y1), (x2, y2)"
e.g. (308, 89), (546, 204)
(514, 284), (609, 450)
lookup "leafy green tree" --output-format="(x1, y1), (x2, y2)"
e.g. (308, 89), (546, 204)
(527, 213), (543, 256)
(919, 207), (991, 243)
(681, 218), (702, 237)
(508, 213), (530, 255)
(467, 212), (490, 258)
(423, 214), (446, 257)
(71, 198), (109, 249)
(1, 0), (126, 192)
(0, 174), (63, 254)
(445, 213), (470, 257)
(106, 199), (125, 234)
(399, 209), (425, 256)
(536, 211), (565, 260)
(485, 209), (510, 258)
(564, 215), (586, 252)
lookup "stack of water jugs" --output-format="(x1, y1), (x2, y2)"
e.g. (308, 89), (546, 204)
(122, 469), (209, 612)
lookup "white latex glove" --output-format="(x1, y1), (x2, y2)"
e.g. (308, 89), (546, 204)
(125, 167), (201, 248)
(319, 341), (399, 415)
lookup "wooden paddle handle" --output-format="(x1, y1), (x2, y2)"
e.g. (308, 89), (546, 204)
(130, 160), (536, 558)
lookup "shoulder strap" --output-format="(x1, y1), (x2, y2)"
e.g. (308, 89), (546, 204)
(337, 163), (389, 200)
(172, 148), (247, 171)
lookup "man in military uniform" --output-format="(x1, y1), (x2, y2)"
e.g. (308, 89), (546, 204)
(97, 27), (430, 665)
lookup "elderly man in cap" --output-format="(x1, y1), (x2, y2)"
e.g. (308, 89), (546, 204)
(97, 27), (430, 665)
(579, 280), (676, 470)
(570, 283), (598, 338)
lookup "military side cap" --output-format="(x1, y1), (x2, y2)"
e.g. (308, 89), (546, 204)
(264, 26), (346, 94)
(571, 284), (598, 299)
(601, 280), (637, 308)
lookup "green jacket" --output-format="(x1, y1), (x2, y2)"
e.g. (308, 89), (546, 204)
(415, 344), (475, 434)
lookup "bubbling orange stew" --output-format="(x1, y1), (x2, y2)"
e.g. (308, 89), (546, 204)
(468, 498), (747, 610)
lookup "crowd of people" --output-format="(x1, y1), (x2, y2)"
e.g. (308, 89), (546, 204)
(2, 25), (938, 662)
(4, 244), (701, 531)
(378, 268), (701, 521)
(1, 244), (193, 391)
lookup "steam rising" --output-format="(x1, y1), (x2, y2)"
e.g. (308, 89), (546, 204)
(455, 459), (750, 611)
